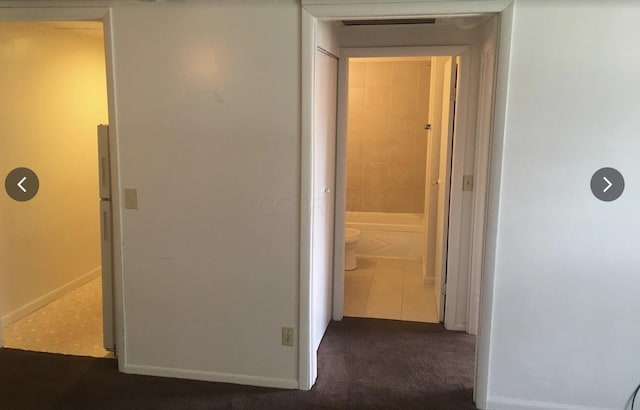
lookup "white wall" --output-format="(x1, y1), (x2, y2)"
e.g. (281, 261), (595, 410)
(0, 22), (106, 327)
(485, 1), (640, 408)
(109, 1), (300, 387)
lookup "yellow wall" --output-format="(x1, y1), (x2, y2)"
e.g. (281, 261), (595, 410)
(0, 22), (107, 322)
(346, 58), (431, 214)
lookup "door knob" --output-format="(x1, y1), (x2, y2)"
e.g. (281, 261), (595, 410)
(324, 188), (332, 193)
(431, 179), (440, 185)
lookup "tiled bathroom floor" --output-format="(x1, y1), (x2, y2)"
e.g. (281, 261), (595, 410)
(344, 257), (438, 323)
(2, 277), (114, 358)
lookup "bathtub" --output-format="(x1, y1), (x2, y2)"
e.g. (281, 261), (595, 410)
(345, 212), (425, 260)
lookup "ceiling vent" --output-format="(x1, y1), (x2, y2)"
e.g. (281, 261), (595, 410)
(342, 18), (437, 26)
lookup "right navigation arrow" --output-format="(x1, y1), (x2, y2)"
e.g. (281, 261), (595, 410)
(591, 167), (624, 202)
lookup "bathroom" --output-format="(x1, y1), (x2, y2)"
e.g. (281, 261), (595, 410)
(343, 55), (454, 323)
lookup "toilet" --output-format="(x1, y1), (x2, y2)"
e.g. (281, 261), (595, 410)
(344, 228), (361, 271)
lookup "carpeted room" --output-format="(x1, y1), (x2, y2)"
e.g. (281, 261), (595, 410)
(0, 318), (475, 409)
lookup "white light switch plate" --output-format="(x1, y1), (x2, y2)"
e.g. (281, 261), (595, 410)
(463, 175), (474, 191)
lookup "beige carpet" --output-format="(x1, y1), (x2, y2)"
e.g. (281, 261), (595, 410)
(2, 277), (113, 358)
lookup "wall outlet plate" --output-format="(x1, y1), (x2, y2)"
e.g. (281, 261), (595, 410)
(282, 327), (294, 346)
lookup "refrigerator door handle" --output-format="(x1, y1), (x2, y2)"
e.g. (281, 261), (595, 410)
(97, 125), (111, 200)
(102, 208), (110, 242)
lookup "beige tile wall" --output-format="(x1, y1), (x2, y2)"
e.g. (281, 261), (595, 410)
(346, 59), (431, 214)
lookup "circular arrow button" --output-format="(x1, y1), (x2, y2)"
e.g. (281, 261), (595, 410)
(5, 167), (39, 202)
(590, 167), (624, 202)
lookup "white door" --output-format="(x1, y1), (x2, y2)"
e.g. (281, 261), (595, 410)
(425, 56), (456, 322)
(311, 50), (338, 351)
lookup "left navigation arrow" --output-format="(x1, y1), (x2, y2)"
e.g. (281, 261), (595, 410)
(17, 176), (27, 193)
(5, 168), (39, 202)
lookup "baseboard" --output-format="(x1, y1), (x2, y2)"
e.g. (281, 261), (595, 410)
(356, 255), (421, 262)
(488, 396), (616, 410)
(445, 323), (467, 332)
(124, 363), (298, 389)
(1, 266), (101, 328)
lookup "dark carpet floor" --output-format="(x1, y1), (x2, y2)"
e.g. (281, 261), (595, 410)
(0, 318), (476, 410)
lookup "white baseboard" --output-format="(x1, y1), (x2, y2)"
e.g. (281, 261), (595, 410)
(124, 363), (298, 389)
(488, 396), (616, 410)
(356, 255), (421, 262)
(1, 266), (101, 328)
(445, 323), (467, 332)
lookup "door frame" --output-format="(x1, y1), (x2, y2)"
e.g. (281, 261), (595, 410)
(0, 7), (125, 368)
(301, 2), (514, 407)
(332, 46), (470, 332)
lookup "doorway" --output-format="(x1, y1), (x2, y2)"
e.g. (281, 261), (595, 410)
(0, 20), (114, 358)
(301, 10), (501, 401)
(332, 45), (473, 331)
(342, 54), (457, 324)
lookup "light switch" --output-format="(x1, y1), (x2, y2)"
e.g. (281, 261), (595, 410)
(124, 189), (138, 209)
(463, 175), (474, 191)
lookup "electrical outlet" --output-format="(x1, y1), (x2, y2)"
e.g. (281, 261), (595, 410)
(282, 327), (294, 347)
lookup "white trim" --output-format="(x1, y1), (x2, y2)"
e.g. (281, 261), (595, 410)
(0, 5), (109, 18)
(444, 323), (466, 332)
(299, 8), (316, 391)
(124, 364), (298, 390)
(303, 0), (513, 401)
(339, 46), (468, 59)
(474, 3), (514, 408)
(443, 50), (470, 331)
(302, 1), (511, 19)
(1, 266), (101, 327)
(332, 43), (348, 322)
(487, 396), (616, 410)
(103, 7), (126, 370)
(468, 23), (498, 336)
(0, 6), (125, 372)
(332, 45), (471, 333)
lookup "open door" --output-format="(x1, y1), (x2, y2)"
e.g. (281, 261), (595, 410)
(98, 125), (115, 353)
(425, 56), (457, 322)
(311, 50), (338, 354)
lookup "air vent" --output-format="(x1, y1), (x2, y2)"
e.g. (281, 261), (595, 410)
(342, 18), (437, 26)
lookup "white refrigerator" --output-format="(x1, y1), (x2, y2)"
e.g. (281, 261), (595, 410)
(98, 124), (115, 352)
